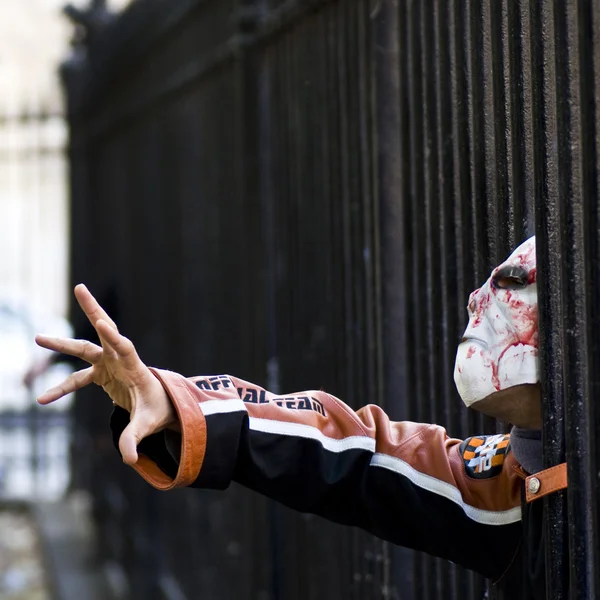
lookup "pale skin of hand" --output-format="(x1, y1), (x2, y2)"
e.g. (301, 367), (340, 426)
(36, 284), (180, 465)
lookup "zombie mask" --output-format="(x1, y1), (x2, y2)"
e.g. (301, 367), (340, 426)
(454, 237), (538, 407)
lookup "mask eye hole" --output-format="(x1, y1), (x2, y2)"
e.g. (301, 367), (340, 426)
(491, 265), (529, 290)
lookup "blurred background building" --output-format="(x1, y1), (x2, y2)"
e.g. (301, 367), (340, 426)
(0, 0), (130, 500)
(0, 3), (129, 598)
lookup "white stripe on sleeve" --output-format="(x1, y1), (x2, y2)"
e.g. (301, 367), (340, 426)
(199, 399), (247, 416)
(370, 453), (522, 526)
(248, 417), (376, 453)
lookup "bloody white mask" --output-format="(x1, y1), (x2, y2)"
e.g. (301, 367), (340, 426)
(454, 237), (538, 407)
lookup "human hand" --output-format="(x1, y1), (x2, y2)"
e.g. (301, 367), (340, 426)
(35, 284), (180, 465)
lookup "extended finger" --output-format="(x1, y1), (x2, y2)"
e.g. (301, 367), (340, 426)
(74, 284), (118, 331)
(37, 367), (96, 405)
(35, 335), (103, 364)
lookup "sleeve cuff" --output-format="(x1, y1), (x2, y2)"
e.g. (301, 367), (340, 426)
(109, 368), (208, 491)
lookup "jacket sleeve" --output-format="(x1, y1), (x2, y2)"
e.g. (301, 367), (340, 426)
(110, 368), (523, 580)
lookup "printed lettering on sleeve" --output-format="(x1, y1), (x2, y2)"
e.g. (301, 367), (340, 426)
(194, 377), (327, 416)
(460, 434), (511, 479)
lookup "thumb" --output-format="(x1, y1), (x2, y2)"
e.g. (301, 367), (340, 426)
(119, 418), (148, 465)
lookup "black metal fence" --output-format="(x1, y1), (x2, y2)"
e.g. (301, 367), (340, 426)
(61, 0), (600, 598)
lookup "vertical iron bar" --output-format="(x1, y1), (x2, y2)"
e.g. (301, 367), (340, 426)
(562, 1), (599, 597)
(373, 2), (416, 599)
(533, 1), (569, 597)
(590, 0), (600, 592)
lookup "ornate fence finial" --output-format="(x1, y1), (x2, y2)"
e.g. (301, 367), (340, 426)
(63, 0), (113, 50)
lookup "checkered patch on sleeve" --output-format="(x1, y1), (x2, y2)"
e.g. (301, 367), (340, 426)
(460, 434), (511, 479)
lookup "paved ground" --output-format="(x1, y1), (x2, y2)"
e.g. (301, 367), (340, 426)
(0, 505), (50, 600)
(33, 493), (113, 600)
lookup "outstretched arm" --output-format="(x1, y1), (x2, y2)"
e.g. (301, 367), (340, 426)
(37, 285), (523, 581)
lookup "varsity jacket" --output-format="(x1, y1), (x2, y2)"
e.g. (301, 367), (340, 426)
(109, 369), (564, 597)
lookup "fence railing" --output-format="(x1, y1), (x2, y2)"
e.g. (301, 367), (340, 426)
(62, 1), (600, 599)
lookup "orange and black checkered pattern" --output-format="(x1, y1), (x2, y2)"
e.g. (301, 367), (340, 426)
(460, 434), (511, 479)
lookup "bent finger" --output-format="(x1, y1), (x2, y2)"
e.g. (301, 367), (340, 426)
(35, 335), (103, 364)
(119, 421), (144, 465)
(96, 320), (145, 373)
(37, 367), (96, 405)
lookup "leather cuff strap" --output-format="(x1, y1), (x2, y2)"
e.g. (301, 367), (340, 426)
(133, 368), (207, 491)
(525, 462), (568, 503)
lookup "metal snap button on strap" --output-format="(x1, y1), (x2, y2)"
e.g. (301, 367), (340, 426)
(525, 463), (567, 503)
(528, 477), (541, 495)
